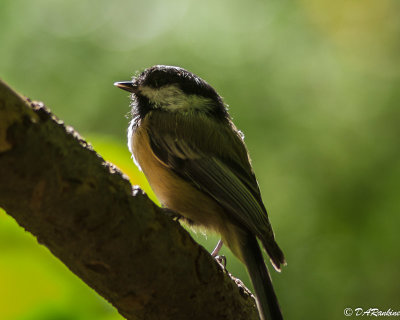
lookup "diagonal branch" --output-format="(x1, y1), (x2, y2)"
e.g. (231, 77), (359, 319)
(0, 79), (258, 320)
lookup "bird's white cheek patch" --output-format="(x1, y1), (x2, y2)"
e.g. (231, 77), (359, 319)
(140, 85), (213, 112)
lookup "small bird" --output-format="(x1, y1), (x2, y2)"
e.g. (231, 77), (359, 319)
(115, 65), (286, 320)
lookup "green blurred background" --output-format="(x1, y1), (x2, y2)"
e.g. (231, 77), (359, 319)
(1, 0), (400, 319)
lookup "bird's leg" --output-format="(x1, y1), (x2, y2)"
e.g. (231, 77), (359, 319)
(211, 239), (223, 257)
(211, 239), (227, 268)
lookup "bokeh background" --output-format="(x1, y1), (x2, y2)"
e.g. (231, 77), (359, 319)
(1, 0), (400, 319)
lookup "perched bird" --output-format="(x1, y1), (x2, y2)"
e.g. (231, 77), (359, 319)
(115, 65), (286, 320)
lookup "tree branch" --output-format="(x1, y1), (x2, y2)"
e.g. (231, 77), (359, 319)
(0, 79), (258, 320)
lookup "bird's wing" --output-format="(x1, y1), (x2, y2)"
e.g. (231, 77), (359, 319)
(146, 113), (273, 240)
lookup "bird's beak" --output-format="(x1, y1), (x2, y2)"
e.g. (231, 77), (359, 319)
(114, 81), (139, 93)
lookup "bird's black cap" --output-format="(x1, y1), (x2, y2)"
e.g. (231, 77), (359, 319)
(136, 65), (222, 103)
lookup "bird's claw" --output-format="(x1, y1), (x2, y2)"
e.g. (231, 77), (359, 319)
(214, 255), (227, 268)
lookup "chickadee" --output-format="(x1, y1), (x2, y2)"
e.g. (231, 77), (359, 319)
(115, 65), (286, 320)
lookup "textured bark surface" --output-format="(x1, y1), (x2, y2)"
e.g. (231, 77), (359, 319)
(0, 79), (259, 320)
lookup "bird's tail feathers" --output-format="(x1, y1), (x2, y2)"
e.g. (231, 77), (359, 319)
(241, 234), (284, 320)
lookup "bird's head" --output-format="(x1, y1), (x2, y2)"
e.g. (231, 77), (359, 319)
(115, 65), (227, 117)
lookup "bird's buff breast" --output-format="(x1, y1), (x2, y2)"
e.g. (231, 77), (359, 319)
(130, 125), (226, 231)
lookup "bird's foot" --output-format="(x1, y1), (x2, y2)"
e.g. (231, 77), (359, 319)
(214, 255), (227, 269)
(211, 239), (226, 268)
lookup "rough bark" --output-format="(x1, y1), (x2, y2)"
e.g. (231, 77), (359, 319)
(0, 79), (258, 320)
